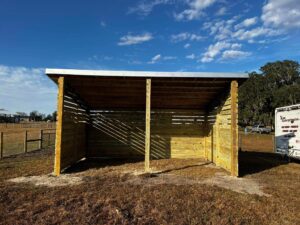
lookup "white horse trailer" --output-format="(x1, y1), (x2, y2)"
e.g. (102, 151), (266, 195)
(275, 104), (300, 159)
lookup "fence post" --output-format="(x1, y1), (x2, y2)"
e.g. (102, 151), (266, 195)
(39, 129), (43, 149)
(0, 132), (3, 159)
(24, 130), (27, 153)
(48, 133), (51, 147)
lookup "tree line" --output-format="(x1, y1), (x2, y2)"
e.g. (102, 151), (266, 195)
(239, 60), (300, 128)
(15, 111), (57, 122)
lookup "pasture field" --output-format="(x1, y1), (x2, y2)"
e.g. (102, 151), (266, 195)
(0, 147), (299, 224)
(239, 132), (274, 153)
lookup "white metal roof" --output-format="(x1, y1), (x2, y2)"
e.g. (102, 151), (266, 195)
(46, 68), (248, 79)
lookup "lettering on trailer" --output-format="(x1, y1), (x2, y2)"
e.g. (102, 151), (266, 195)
(275, 104), (300, 159)
(280, 116), (299, 123)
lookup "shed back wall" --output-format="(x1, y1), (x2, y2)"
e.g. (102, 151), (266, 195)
(87, 109), (206, 159)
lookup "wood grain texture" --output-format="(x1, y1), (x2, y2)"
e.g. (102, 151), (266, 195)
(54, 77), (64, 176)
(54, 77), (89, 175)
(55, 76), (232, 109)
(205, 83), (239, 176)
(145, 79), (151, 172)
(230, 80), (238, 176)
(87, 109), (206, 160)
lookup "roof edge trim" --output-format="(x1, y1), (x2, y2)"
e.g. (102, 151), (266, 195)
(45, 68), (248, 78)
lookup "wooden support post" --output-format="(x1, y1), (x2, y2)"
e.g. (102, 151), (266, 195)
(0, 132), (3, 159)
(230, 80), (239, 176)
(204, 113), (208, 160)
(215, 114), (220, 164)
(54, 77), (65, 176)
(145, 79), (151, 172)
(24, 130), (27, 153)
(39, 129), (43, 149)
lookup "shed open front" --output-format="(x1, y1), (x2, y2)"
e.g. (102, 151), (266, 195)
(46, 69), (247, 177)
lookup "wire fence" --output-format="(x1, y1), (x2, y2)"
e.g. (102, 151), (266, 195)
(0, 129), (56, 158)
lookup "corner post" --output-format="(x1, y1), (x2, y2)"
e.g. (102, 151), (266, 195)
(39, 129), (43, 149)
(204, 113), (208, 160)
(230, 80), (238, 176)
(145, 79), (151, 172)
(54, 76), (65, 176)
(0, 132), (3, 159)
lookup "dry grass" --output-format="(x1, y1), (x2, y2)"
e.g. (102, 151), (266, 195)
(240, 133), (274, 152)
(0, 149), (300, 225)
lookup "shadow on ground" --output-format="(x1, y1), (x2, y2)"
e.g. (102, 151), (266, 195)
(64, 151), (299, 177)
(238, 151), (291, 176)
(64, 158), (144, 173)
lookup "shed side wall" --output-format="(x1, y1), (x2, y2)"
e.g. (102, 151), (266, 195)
(206, 81), (239, 176)
(55, 78), (89, 174)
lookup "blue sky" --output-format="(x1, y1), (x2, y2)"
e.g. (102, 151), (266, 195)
(1, 0), (300, 114)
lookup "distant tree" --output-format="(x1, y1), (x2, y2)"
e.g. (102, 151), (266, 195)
(261, 60), (299, 87)
(15, 112), (28, 116)
(29, 110), (44, 121)
(52, 111), (57, 122)
(44, 114), (52, 121)
(239, 60), (300, 128)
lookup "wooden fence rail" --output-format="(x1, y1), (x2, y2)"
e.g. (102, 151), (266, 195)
(0, 129), (56, 159)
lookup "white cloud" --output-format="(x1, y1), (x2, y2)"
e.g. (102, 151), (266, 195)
(216, 6), (227, 16)
(148, 54), (162, 64)
(234, 17), (258, 30)
(203, 15), (283, 45)
(148, 54), (177, 63)
(221, 50), (251, 60)
(186, 54), (196, 59)
(163, 56), (177, 60)
(100, 21), (106, 27)
(201, 41), (231, 62)
(262, 0), (300, 28)
(184, 43), (191, 48)
(201, 42), (248, 62)
(231, 43), (242, 49)
(174, 0), (217, 21)
(203, 17), (240, 41)
(128, 0), (171, 16)
(118, 33), (153, 46)
(171, 32), (203, 42)
(0, 65), (56, 113)
(233, 27), (282, 41)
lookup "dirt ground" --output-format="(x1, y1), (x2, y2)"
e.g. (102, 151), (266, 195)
(0, 149), (299, 225)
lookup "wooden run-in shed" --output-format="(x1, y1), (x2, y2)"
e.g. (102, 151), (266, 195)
(46, 69), (248, 177)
